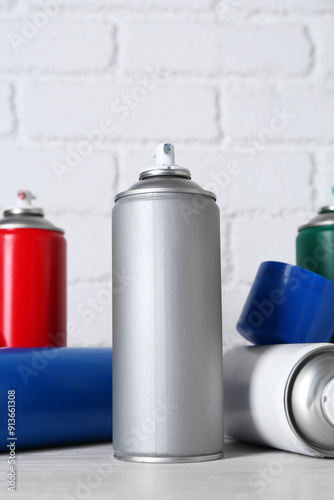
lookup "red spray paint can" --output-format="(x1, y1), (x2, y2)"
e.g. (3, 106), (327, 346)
(0, 190), (66, 347)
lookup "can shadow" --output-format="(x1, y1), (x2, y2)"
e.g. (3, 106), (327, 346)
(223, 439), (272, 459)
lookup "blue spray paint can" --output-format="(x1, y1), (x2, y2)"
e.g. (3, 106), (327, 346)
(0, 347), (112, 450)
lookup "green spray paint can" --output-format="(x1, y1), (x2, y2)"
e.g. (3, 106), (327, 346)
(297, 205), (334, 281)
(297, 205), (334, 343)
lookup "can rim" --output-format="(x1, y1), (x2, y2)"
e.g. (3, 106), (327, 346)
(115, 187), (216, 202)
(298, 219), (334, 231)
(0, 216), (65, 233)
(139, 168), (191, 181)
(3, 207), (44, 217)
(114, 452), (224, 463)
(319, 205), (334, 214)
(284, 345), (334, 458)
(298, 205), (334, 231)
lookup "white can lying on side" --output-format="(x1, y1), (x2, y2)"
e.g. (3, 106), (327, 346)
(224, 343), (334, 458)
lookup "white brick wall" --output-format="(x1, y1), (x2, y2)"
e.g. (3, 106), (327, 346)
(223, 85), (334, 141)
(0, 83), (14, 134)
(23, 82), (218, 141)
(124, 23), (311, 76)
(2, 19), (115, 72)
(0, 0), (333, 347)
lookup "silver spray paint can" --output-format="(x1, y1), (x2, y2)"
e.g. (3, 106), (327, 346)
(112, 143), (224, 463)
(224, 343), (334, 457)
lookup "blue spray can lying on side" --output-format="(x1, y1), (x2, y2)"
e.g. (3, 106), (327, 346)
(0, 348), (112, 450)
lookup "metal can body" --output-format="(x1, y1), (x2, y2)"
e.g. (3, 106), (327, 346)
(224, 343), (334, 457)
(112, 167), (224, 461)
(296, 205), (334, 282)
(0, 228), (66, 347)
(297, 226), (334, 281)
(0, 348), (112, 450)
(0, 191), (66, 348)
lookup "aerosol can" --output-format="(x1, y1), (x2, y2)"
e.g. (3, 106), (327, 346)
(224, 343), (334, 457)
(0, 190), (66, 347)
(0, 348), (112, 450)
(112, 143), (224, 463)
(296, 201), (334, 283)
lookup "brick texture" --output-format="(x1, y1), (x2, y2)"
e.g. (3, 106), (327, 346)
(0, 83), (14, 135)
(124, 22), (311, 76)
(22, 82), (218, 141)
(0, 0), (332, 346)
(222, 85), (334, 141)
(3, 19), (114, 72)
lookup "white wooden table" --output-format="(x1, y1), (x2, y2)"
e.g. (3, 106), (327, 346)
(1, 440), (334, 499)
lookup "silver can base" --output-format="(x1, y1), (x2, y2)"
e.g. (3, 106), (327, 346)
(114, 452), (224, 463)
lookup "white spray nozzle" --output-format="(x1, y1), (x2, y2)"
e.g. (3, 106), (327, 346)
(153, 143), (175, 167)
(17, 190), (36, 208)
(139, 142), (191, 180)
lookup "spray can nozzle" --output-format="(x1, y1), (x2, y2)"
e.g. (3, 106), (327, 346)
(3, 190), (44, 218)
(17, 190), (37, 208)
(140, 142), (191, 180)
(153, 143), (176, 167)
